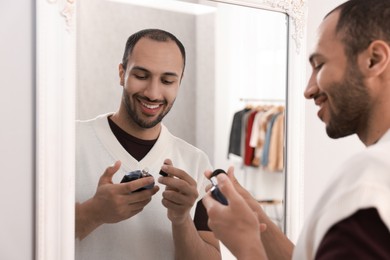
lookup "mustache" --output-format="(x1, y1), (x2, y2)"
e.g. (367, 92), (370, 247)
(313, 92), (327, 105)
(137, 95), (167, 105)
(313, 92), (326, 100)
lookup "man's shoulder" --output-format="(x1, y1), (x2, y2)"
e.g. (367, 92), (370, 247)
(347, 135), (390, 169)
(161, 125), (209, 161)
(76, 113), (114, 132)
(76, 112), (113, 124)
(76, 113), (113, 143)
(173, 137), (207, 157)
(163, 129), (203, 153)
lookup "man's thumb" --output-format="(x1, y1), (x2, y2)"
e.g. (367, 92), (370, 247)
(98, 160), (121, 185)
(215, 173), (239, 202)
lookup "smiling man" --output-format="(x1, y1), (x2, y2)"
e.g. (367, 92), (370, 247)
(202, 0), (390, 259)
(75, 29), (220, 260)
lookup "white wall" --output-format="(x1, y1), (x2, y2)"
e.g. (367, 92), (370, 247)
(0, 0), (35, 259)
(303, 0), (364, 219)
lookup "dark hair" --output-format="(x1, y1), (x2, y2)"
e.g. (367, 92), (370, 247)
(121, 29), (186, 73)
(326, 0), (390, 61)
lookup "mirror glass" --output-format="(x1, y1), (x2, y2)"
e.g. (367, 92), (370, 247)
(76, 0), (287, 255)
(200, 0), (288, 233)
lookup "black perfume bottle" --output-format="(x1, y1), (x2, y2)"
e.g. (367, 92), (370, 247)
(121, 169), (154, 192)
(210, 169), (228, 205)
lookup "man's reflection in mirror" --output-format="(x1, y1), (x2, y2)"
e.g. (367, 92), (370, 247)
(75, 29), (221, 260)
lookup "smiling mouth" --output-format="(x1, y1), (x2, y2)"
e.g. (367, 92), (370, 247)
(137, 98), (165, 116)
(314, 93), (327, 106)
(136, 95), (164, 110)
(318, 107), (324, 121)
(141, 102), (161, 110)
(313, 93), (327, 121)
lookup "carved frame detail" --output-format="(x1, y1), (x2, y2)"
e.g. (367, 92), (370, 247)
(36, 0), (76, 259)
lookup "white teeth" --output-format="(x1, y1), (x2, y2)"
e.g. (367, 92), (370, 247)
(142, 102), (159, 109)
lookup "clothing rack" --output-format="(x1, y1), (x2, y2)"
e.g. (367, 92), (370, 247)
(228, 100), (285, 172)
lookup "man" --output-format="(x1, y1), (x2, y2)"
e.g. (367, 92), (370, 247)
(75, 29), (220, 260)
(202, 0), (390, 259)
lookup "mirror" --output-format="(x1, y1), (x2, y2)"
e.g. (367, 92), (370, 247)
(36, 0), (307, 258)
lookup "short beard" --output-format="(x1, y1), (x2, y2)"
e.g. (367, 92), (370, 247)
(123, 92), (173, 129)
(325, 61), (370, 139)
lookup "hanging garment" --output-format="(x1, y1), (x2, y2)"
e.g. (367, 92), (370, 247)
(267, 111), (285, 171)
(227, 108), (250, 158)
(249, 110), (266, 167)
(244, 110), (258, 166)
(240, 109), (253, 161)
(251, 106), (279, 167)
(261, 112), (281, 167)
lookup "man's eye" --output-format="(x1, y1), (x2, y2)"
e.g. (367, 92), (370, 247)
(135, 74), (147, 80)
(162, 79), (174, 85)
(314, 63), (324, 70)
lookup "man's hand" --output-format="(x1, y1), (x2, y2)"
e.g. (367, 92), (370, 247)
(158, 159), (198, 225)
(76, 161), (159, 240)
(202, 172), (268, 259)
(205, 166), (263, 218)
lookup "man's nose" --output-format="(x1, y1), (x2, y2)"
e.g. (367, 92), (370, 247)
(144, 78), (161, 100)
(304, 75), (319, 99)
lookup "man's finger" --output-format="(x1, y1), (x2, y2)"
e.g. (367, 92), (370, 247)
(214, 173), (242, 205)
(98, 160), (121, 185)
(226, 166), (238, 182)
(163, 158), (173, 166)
(259, 223), (267, 233)
(204, 182), (213, 192)
(202, 192), (218, 211)
(122, 176), (156, 194)
(161, 165), (196, 186)
(203, 169), (213, 180)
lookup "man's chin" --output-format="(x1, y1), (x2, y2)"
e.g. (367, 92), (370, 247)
(136, 117), (163, 129)
(326, 126), (354, 139)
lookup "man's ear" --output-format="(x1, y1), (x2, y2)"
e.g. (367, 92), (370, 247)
(119, 63), (125, 86)
(359, 40), (390, 77)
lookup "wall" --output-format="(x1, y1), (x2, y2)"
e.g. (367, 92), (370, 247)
(0, 0), (35, 259)
(303, 0), (364, 219)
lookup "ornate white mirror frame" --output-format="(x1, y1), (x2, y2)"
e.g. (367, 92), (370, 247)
(35, 0), (307, 259)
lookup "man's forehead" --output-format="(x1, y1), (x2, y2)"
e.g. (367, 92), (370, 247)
(126, 40), (183, 77)
(318, 10), (340, 42)
(310, 10), (341, 58)
(133, 37), (178, 52)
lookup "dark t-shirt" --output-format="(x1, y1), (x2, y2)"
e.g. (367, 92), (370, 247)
(108, 117), (157, 161)
(108, 117), (210, 231)
(315, 207), (390, 259)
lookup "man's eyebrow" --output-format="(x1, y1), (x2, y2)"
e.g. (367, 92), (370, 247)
(131, 66), (179, 77)
(163, 72), (179, 77)
(131, 66), (149, 73)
